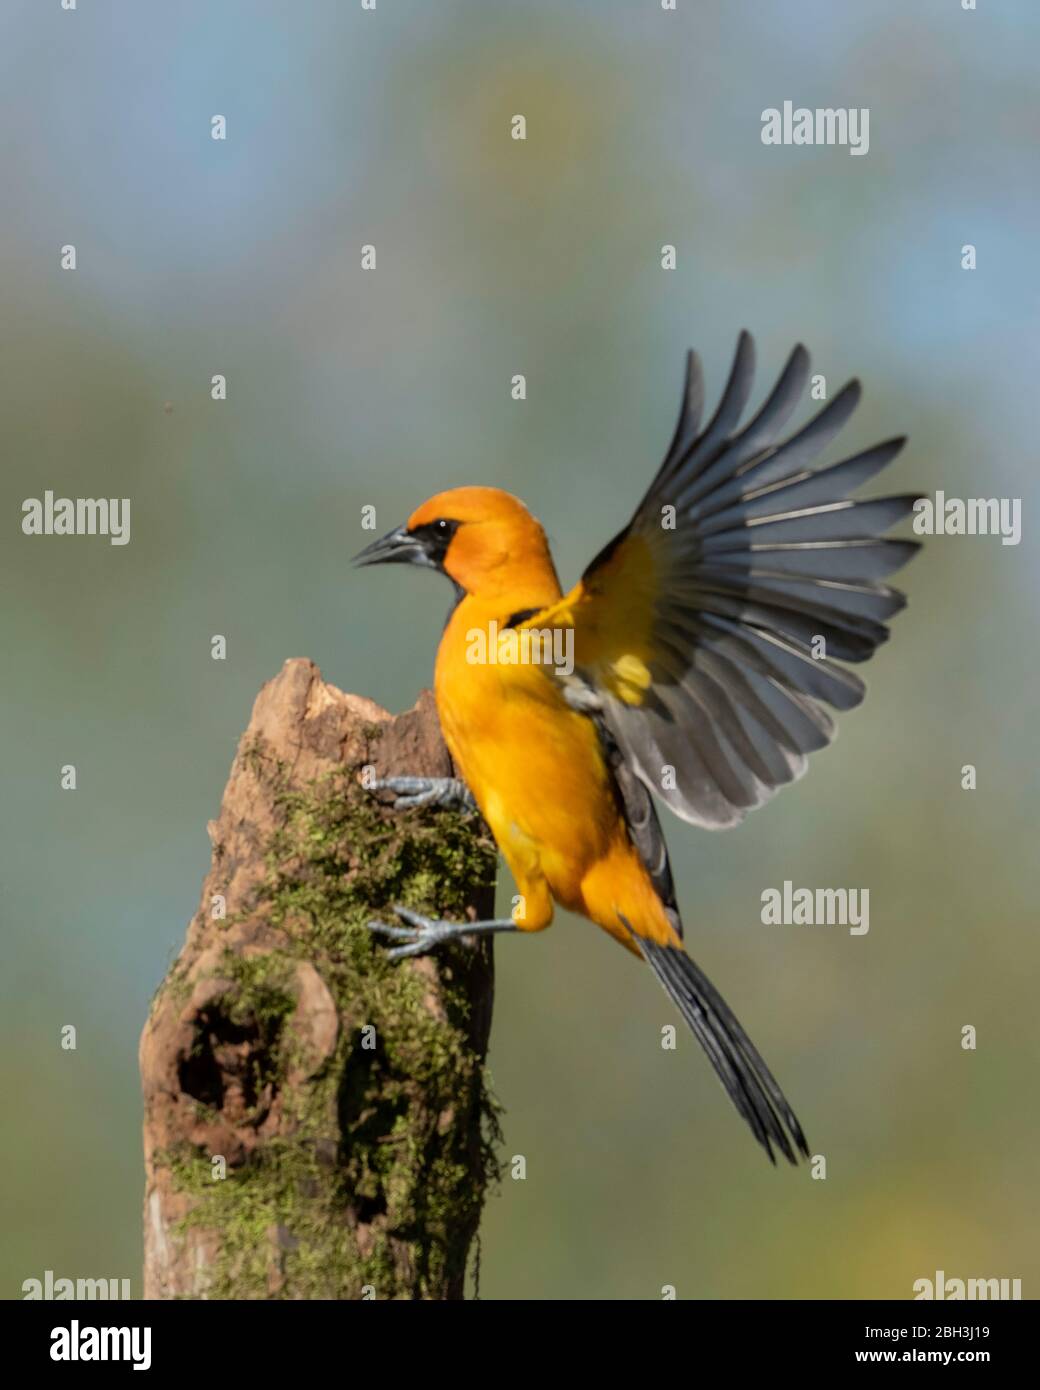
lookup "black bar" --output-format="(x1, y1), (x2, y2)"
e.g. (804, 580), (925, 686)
(1, 1297), (1030, 1373)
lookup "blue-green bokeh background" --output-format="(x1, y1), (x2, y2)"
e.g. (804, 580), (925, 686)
(2, 0), (1037, 1299)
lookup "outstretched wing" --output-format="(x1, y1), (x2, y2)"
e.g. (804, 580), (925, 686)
(529, 331), (921, 830)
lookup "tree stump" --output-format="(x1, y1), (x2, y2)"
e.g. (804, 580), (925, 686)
(140, 658), (499, 1299)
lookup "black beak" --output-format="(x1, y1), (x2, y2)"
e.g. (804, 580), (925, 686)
(352, 524), (436, 570)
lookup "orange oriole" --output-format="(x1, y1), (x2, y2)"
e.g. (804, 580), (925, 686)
(355, 332), (920, 1163)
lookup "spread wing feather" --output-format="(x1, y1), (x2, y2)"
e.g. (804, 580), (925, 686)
(531, 331), (921, 830)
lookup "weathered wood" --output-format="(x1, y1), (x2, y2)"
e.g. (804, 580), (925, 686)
(140, 658), (498, 1299)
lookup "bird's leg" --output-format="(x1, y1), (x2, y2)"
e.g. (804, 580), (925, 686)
(370, 775), (478, 813)
(368, 905), (517, 961)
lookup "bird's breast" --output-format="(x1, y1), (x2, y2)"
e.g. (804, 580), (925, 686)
(434, 604), (622, 886)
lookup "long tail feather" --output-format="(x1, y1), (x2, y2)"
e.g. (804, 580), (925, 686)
(637, 934), (809, 1165)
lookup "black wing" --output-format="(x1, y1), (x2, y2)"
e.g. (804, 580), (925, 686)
(547, 331), (922, 830)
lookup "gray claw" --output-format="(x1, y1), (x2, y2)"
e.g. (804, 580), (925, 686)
(367, 906), (451, 960)
(366, 919), (417, 940)
(370, 776), (477, 813)
(368, 904), (519, 961)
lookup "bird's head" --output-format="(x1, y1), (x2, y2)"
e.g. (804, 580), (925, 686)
(353, 485), (560, 604)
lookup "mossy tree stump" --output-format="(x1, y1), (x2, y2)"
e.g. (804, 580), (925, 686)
(140, 659), (500, 1299)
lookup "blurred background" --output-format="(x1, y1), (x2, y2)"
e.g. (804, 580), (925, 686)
(2, 0), (1037, 1300)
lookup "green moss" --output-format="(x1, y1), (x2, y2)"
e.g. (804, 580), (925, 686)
(163, 740), (501, 1299)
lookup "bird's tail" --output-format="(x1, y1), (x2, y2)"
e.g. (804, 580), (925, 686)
(638, 935), (809, 1164)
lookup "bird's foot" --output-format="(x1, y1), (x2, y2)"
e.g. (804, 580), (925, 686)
(367, 905), (517, 960)
(370, 775), (477, 813)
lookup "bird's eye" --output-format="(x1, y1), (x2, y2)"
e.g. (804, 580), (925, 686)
(407, 517), (458, 558)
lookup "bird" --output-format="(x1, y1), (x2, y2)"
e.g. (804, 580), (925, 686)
(354, 331), (920, 1164)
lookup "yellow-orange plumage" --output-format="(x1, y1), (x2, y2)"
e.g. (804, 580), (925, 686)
(358, 334), (920, 1163)
(411, 488), (680, 956)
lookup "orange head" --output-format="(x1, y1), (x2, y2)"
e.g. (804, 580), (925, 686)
(353, 485), (561, 606)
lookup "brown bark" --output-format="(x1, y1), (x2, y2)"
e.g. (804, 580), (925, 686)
(140, 658), (498, 1299)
